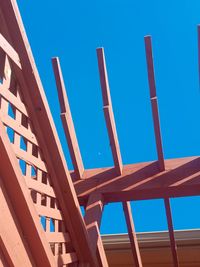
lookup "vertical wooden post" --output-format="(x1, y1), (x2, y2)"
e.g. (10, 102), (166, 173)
(164, 198), (179, 267)
(84, 193), (108, 267)
(123, 202), (143, 267)
(144, 36), (165, 171)
(52, 57), (84, 179)
(97, 47), (123, 175)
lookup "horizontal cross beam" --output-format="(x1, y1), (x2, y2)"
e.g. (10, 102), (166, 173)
(73, 156), (200, 205)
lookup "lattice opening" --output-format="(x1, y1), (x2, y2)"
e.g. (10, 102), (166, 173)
(31, 165), (36, 178)
(50, 243), (55, 255)
(8, 102), (15, 119)
(19, 159), (26, 175)
(40, 216), (46, 231)
(41, 194), (47, 206)
(7, 126), (14, 143)
(20, 136), (27, 151)
(32, 144), (38, 158)
(80, 206), (85, 216)
(50, 218), (55, 232)
(42, 171), (48, 184)
(30, 190), (37, 204)
(21, 113), (29, 128)
(0, 50), (6, 83)
(50, 197), (56, 209)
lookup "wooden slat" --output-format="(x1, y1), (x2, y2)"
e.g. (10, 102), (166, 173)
(0, 55), (12, 90)
(0, 111), (38, 145)
(97, 47), (123, 175)
(45, 232), (71, 243)
(0, 33), (21, 69)
(26, 129), (34, 178)
(123, 202), (143, 267)
(52, 57), (84, 179)
(0, 49), (6, 80)
(12, 145), (47, 172)
(25, 176), (55, 198)
(1, 97), (9, 116)
(0, 179), (34, 267)
(35, 204), (63, 220)
(0, 84), (28, 116)
(164, 198), (179, 267)
(0, 117), (56, 266)
(144, 36), (165, 171)
(0, 242), (12, 267)
(54, 252), (78, 266)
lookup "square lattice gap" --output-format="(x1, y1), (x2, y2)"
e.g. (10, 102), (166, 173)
(170, 196), (200, 230)
(131, 199), (168, 232)
(19, 158), (26, 176)
(40, 216), (46, 231)
(7, 126), (14, 143)
(20, 136), (27, 151)
(100, 202), (127, 234)
(80, 206), (85, 216)
(8, 102), (15, 119)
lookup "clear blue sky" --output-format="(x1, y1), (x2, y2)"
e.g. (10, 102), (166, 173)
(17, 0), (200, 234)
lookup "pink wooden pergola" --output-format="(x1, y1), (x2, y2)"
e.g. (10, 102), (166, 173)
(1, 0), (200, 266)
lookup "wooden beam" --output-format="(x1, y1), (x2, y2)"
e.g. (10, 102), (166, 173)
(84, 193), (109, 267)
(144, 36), (165, 171)
(52, 57), (84, 179)
(97, 47), (123, 175)
(122, 202), (143, 267)
(0, 179), (35, 267)
(0, 237), (14, 267)
(0, 49), (6, 80)
(164, 198), (179, 267)
(73, 156), (200, 204)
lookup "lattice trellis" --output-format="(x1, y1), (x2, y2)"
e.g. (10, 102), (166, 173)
(0, 51), (77, 266)
(2, 1), (200, 266)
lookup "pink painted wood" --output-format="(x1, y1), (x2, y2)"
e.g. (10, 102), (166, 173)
(144, 36), (165, 171)
(97, 47), (123, 175)
(52, 57), (84, 179)
(123, 202), (143, 267)
(164, 198), (179, 267)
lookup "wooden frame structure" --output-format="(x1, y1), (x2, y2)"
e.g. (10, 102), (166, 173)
(0, 0), (95, 266)
(0, 0), (200, 266)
